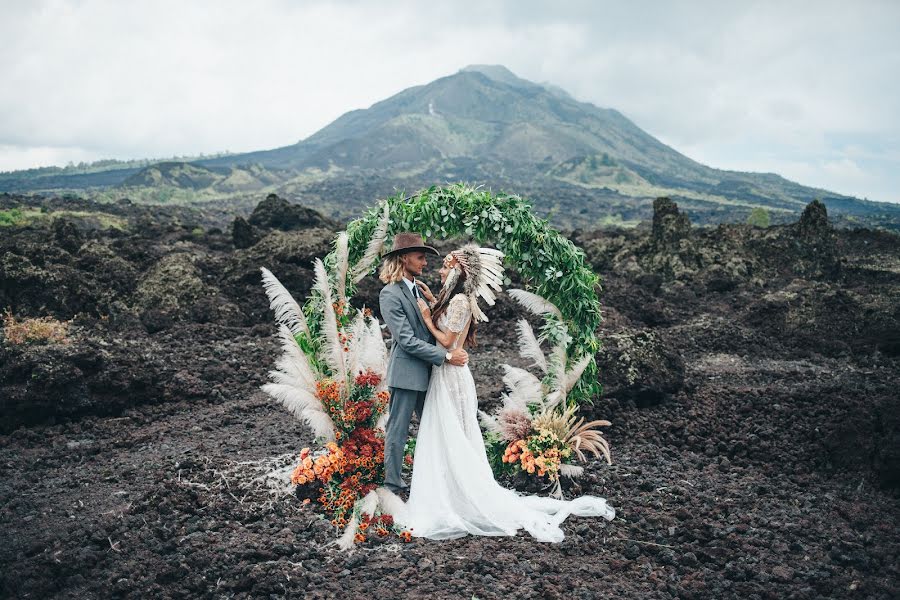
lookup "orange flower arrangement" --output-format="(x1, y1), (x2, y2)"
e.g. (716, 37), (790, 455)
(501, 429), (570, 481)
(262, 256), (411, 548)
(291, 368), (411, 544)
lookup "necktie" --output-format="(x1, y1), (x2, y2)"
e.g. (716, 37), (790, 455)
(412, 283), (421, 299)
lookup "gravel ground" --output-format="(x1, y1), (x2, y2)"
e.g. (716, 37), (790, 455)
(1, 195), (898, 598)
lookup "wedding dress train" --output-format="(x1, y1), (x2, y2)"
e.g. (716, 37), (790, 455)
(393, 294), (615, 542)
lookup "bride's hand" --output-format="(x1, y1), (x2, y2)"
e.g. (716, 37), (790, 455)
(417, 298), (432, 320)
(415, 280), (435, 303)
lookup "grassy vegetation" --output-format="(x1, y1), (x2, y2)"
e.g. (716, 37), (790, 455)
(87, 185), (244, 206)
(2, 309), (72, 346)
(0, 151), (234, 179)
(596, 213), (641, 228)
(0, 207), (42, 226)
(599, 180), (797, 212)
(747, 207), (772, 228)
(0, 206), (127, 230)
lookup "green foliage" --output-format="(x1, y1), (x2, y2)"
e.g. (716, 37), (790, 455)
(483, 430), (514, 476)
(154, 187), (176, 204)
(0, 208), (24, 226)
(614, 170), (631, 184)
(403, 437), (416, 474)
(0, 151), (234, 178)
(0, 207), (126, 230)
(310, 183), (605, 404)
(747, 207), (771, 228)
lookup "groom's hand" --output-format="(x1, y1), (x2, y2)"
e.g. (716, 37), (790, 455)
(447, 348), (468, 366)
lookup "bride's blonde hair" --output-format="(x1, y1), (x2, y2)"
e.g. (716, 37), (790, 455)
(379, 255), (405, 284)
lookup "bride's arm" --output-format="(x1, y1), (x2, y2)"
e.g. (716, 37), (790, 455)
(416, 299), (462, 349)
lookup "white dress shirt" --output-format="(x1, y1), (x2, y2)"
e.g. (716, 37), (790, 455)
(403, 276), (419, 298)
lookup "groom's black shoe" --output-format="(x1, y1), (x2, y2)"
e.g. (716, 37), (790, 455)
(385, 485), (410, 501)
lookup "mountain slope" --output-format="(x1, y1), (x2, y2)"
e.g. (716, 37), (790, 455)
(2, 65), (898, 229)
(193, 65), (849, 213)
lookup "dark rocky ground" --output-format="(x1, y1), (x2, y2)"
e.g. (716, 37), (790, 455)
(0, 192), (898, 599)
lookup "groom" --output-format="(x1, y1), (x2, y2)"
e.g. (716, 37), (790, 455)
(379, 232), (468, 495)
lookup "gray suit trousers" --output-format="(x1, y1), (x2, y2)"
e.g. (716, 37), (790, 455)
(383, 386), (426, 491)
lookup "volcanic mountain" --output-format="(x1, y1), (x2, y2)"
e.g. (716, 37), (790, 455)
(3, 65), (898, 229)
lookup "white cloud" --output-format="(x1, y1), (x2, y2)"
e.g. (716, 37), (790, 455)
(0, 144), (104, 171)
(1, 0), (898, 202)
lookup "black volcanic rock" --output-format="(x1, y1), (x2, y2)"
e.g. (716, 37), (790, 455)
(231, 216), (260, 249)
(637, 197), (703, 281)
(595, 329), (685, 406)
(248, 193), (337, 231)
(132, 253), (245, 329)
(0, 333), (167, 432)
(0, 229), (136, 319)
(792, 199), (841, 279)
(53, 218), (82, 253)
(221, 227), (334, 324)
(1, 190), (900, 600)
(797, 199), (832, 241)
(651, 196), (691, 250)
(822, 393), (900, 490)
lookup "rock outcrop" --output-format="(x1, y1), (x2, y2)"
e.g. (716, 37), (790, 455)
(247, 193), (338, 231)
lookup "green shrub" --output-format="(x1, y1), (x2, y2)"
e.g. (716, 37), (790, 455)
(747, 207), (771, 228)
(0, 208), (23, 226)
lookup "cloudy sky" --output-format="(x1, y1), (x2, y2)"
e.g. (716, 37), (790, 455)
(2, 0), (898, 203)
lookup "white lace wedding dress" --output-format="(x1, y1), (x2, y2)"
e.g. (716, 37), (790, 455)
(394, 294), (616, 542)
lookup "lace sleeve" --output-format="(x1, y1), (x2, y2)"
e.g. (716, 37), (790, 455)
(446, 294), (471, 333)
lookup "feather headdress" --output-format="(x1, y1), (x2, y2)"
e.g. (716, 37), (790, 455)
(445, 244), (506, 322)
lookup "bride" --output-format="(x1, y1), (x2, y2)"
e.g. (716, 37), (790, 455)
(389, 244), (615, 542)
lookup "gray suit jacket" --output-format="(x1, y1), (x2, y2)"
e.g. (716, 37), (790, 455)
(379, 281), (446, 391)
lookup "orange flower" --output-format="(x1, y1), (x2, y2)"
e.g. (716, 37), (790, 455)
(355, 533), (366, 543)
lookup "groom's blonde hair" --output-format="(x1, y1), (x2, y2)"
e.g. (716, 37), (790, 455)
(379, 255), (405, 284)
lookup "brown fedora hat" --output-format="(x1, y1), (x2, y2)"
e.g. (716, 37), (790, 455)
(383, 232), (439, 258)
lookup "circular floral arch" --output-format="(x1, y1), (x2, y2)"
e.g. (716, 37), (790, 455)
(312, 183), (603, 404)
